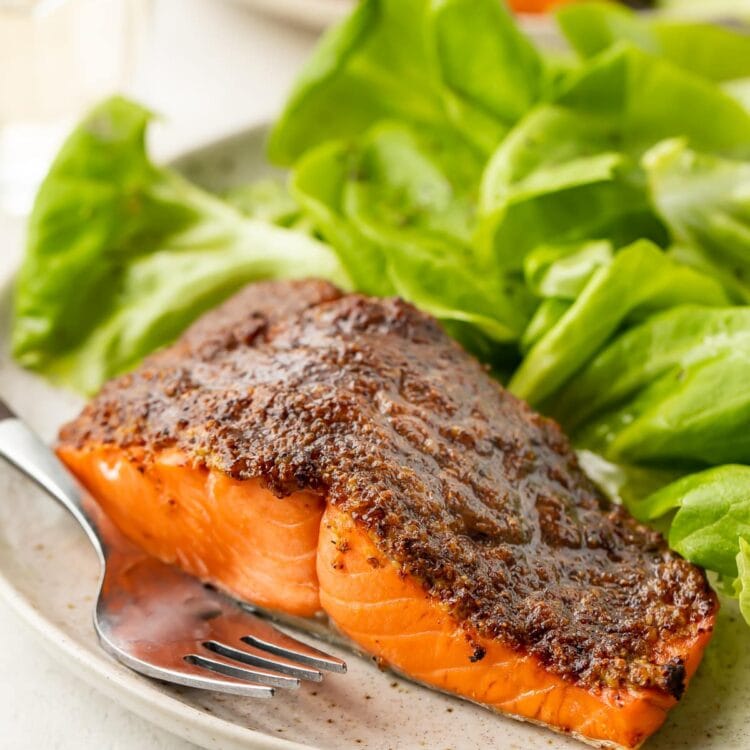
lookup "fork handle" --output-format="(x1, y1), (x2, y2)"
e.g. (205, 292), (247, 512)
(0, 401), (105, 564)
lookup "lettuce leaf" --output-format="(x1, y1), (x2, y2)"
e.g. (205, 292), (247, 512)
(478, 103), (667, 271)
(427, 0), (545, 153)
(292, 139), (392, 296)
(223, 178), (302, 227)
(725, 78), (750, 114)
(644, 138), (750, 303)
(509, 240), (729, 405)
(556, 304), (750, 419)
(558, 2), (750, 84)
(520, 298), (570, 354)
(477, 39), (750, 271)
(268, 0), (545, 164)
(12, 97), (349, 393)
(563, 306), (750, 466)
(291, 122), (534, 356)
(268, 0), (444, 165)
(344, 123), (479, 249)
(554, 43), (750, 158)
(523, 240), (613, 300)
(735, 538), (750, 626)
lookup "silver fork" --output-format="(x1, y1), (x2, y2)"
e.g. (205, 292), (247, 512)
(0, 399), (345, 697)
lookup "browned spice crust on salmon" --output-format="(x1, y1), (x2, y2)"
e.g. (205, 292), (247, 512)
(60, 279), (717, 699)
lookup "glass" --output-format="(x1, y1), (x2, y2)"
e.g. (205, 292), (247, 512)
(0, 0), (151, 214)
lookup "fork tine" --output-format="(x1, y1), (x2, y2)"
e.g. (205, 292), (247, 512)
(243, 632), (347, 674)
(203, 639), (323, 682)
(99, 638), (276, 698)
(185, 653), (301, 690)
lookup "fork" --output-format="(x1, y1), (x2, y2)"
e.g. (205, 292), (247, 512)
(0, 399), (345, 697)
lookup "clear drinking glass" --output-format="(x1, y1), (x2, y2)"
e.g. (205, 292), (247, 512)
(0, 0), (151, 214)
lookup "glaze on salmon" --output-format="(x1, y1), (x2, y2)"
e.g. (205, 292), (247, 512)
(58, 280), (717, 749)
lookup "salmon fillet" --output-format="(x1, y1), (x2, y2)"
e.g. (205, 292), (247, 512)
(58, 279), (717, 749)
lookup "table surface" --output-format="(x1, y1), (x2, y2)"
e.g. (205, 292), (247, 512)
(0, 1), (318, 746)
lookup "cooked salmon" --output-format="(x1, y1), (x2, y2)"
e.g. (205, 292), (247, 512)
(58, 279), (717, 749)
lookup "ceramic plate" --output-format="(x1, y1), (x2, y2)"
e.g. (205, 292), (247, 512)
(227, 0), (351, 29)
(0, 124), (749, 750)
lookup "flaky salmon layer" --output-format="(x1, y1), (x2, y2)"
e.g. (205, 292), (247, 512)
(59, 445), (324, 617)
(58, 443), (714, 750)
(318, 506), (712, 750)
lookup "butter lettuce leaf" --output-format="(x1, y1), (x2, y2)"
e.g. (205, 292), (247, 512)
(269, 0), (545, 164)
(428, 0), (545, 153)
(509, 240), (729, 405)
(554, 44), (750, 158)
(223, 178), (302, 227)
(520, 298), (570, 354)
(292, 139), (392, 296)
(644, 138), (750, 303)
(12, 97), (348, 393)
(735, 538), (750, 626)
(478, 103), (666, 271)
(291, 122), (533, 357)
(563, 306), (750, 466)
(268, 0), (444, 165)
(523, 240), (613, 300)
(475, 35), (750, 271)
(558, 2), (750, 84)
(556, 305), (750, 423)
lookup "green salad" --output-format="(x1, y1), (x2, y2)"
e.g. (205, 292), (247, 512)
(11, 0), (750, 628)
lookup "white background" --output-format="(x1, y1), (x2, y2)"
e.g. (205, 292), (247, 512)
(0, 1), (319, 746)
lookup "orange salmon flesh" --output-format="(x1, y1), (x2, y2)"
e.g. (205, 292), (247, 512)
(58, 444), (714, 749)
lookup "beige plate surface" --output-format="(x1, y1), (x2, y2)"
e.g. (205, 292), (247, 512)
(0, 125), (748, 750)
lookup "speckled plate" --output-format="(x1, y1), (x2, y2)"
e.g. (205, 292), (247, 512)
(0, 125), (748, 750)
